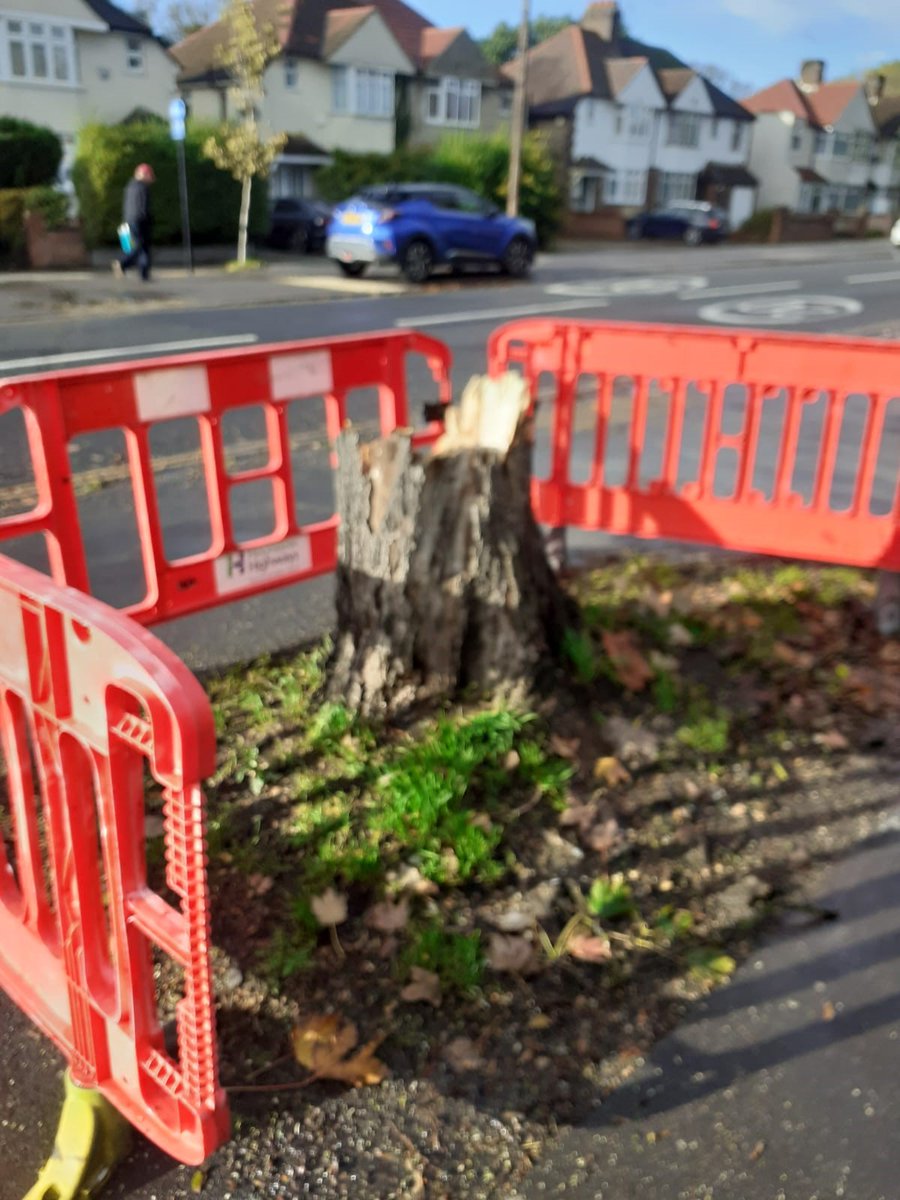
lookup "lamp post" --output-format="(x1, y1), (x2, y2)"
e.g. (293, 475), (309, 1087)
(506, 0), (530, 217)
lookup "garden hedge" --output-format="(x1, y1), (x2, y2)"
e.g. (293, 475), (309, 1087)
(0, 118), (62, 188)
(72, 121), (268, 247)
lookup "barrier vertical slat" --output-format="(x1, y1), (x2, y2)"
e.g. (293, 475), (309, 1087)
(125, 426), (165, 610)
(198, 416), (230, 558)
(850, 394), (881, 519)
(735, 384), (763, 502)
(811, 390), (842, 512)
(269, 403), (298, 541)
(590, 374), (615, 488)
(626, 376), (649, 491)
(698, 380), (724, 500)
(31, 380), (91, 595)
(773, 386), (804, 506)
(660, 377), (687, 491)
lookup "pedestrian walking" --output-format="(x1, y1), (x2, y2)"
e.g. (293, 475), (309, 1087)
(114, 163), (155, 282)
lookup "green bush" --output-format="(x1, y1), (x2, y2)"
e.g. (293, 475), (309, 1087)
(0, 188), (27, 256)
(24, 185), (69, 230)
(0, 118), (62, 188)
(315, 131), (563, 248)
(72, 121), (268, 247)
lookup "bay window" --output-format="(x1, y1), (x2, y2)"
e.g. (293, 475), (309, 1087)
(425, 77), (481, 128)
(1, 17), (76, 85)
(331, 65), (394, 118)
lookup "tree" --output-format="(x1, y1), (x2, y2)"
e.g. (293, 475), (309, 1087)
(691, 63), (753, 100)
(161, 0), (220, 39)
(480, 14), (573, 65)
(202, 0), (285, 263)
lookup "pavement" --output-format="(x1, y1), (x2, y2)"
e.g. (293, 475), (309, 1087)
(2, 239), (900, 1198)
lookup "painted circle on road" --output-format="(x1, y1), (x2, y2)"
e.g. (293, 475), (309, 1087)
(546, 276), (708, 299)
(699, 295), (863, 326)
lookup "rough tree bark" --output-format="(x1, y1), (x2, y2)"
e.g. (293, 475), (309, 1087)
(327, 373), (574, 719)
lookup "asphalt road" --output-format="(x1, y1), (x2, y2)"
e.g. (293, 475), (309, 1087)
(1, 240), (899, 671)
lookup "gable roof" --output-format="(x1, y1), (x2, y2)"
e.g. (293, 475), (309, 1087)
(420, 26), (461, 66)
(322, 6), (374, 57)
(82, 0), (156, 36)
(509, 19), (751, 120)
(744, 78), (862, 129)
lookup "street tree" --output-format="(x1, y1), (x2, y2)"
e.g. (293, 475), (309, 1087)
(202, 0), (285, 264)
(480, 14), (573, 65)
(155, 0), (219, 39)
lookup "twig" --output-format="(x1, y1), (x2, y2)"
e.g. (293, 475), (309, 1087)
(244, 1053), (292, 1083)
(226, 1072), (321, 1096)
(509, 786), (545, 821)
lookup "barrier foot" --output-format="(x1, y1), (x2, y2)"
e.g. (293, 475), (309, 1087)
(23, 1073), (132, 1200)
(876, 571), (900, 637)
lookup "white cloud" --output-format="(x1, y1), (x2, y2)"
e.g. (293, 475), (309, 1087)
(720, 0), (892, 35)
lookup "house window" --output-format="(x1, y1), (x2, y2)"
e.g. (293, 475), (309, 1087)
(851, 131), (872, 162)
(815, 130), (829, 155)
(1, 18), (76, 84)
(125, 35), (143, 73)
(731, 122), (743, 151)
(711, 117), (719, 138)
(666, 112), (700, 147)
(604, 169), (647, 205)
(791, 127), (803, 151)
(499, 90), (512, 116)
(284, 56), (297, 88)
(425, 77), (481, 128)
(332, 65), (393, 117)
(332, 65), (348, 112)
(657, 171), (697, 204)
(832, 132), (849, 157)
(571, 174), (602, 213)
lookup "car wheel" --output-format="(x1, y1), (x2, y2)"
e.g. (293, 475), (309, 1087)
(502, 236), (533, 278)
(290, 225), (309, 254)
(338, 261), (368, 278)
(401, 239), (434, 284)
(683, 226), (702, 247)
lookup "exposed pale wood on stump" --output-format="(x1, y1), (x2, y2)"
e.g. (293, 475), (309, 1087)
(327, 373), (573, 719)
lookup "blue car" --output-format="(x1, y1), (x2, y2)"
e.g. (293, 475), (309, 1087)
(326, 183), (537, 283)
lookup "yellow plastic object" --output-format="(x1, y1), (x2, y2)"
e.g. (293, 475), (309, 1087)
(24, 1073), (132, 1200)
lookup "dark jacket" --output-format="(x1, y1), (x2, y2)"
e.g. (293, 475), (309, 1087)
(123, 178), (152, 238)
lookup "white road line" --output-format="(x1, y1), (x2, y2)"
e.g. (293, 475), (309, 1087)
(680, 280), (800, 300)
(395, 299), (609, 329)
(845, 270), (900, 285)
(0, 335), (259, 373)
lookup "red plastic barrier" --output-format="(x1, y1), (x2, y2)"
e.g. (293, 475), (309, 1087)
(0, 331), (451, 625)
(489, 319), (900, 569)
(0, 552), (228, 1164)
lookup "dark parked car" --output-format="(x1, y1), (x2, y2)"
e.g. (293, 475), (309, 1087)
(625, 201), (729, 246)
(326, 183), (537, 283)
(267, 198), (332, 252)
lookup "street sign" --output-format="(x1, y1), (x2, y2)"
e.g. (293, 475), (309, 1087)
(169, 97), (186, 142)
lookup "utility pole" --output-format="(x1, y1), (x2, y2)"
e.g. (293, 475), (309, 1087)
(506, 0), (530, 217)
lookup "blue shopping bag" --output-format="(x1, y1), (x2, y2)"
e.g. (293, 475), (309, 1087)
(117, 223), (133, 254)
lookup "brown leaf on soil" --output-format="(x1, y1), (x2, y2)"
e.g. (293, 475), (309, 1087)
(813, 729), (849, 752)
(310, 888), (348, 927)
(443, 1036), (485, 1073)
(567, 935), (613, 963)
(247, 874), (274, 897)
(401, 967), (442, 1007)
(586, 818), (624, 858)
(749, 1140), (766, 1162)
(364, 898), (410, 933)
(291, 1014), (389, 1087)
(773, 642), (816, 671)
(487, 933), (540, 975)
(550, 734), (581, 761)
(602, 630), (654, 692)
(391, 865), (440, 897)
(594, 757), (632, 788)
(821, 1001), (836, 1022)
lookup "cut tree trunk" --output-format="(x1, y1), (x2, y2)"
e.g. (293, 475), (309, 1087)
(327, 373), (574, 720)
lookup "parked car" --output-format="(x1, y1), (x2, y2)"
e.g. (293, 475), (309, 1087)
(625, 201), (729, 246)
(326, 183), (537, 283)
(267, 198), (331, 252)
(890, 217), (900, 248)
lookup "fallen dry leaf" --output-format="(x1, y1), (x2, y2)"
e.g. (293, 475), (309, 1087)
(401, 967), (442, 1008)
(443, 1036), (484, 1073)
(469, 813), (494, 833)
(749, 1140), (766, 1162)
(291, 1014), (389, 1087)
(567, 934), (613, 964)
(310, 888), (348, 927)
(822, 1001), (836, 1022)
(487, 933), (540, 975)
(549, 734), (581, 760)
(504, 749), (521, 771)
(246, 874), (274, 898)
(365, 898), (411, 933)
(773, 641), (816, 671)
(594, 756), (632, 788)
(392, 865), (439, 897)
(813, 729), (849, 752)
(586, 817), (623, 858)
(528, 1013), (553, 1031)
(602, 630), (654, 692)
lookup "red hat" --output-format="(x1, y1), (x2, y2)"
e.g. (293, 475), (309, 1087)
(136, 163), (155, 182)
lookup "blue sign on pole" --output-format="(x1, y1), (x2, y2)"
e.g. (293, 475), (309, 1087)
(169, 97), (186, 142)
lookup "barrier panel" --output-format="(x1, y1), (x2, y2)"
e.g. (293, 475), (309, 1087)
(0, 552), (229, 1164)
(489, 319), (900, 570)
(0, 331), (451, 626)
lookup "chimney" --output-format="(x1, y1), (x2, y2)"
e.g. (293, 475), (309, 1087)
(865, 73), (886, 105)
(582, 2), (621, 43)
(799, 59), (825, 90)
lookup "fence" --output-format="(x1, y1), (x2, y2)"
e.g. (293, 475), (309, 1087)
(489, 319), (900, 570)
(0, 552), (229, 1165)
(0, 330), (451, 626)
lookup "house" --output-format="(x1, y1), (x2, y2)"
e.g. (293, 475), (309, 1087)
(865, 76), (900, 217)
(0, 0), (178, 182)
(744, 62), (879, 215)
(172, 0), (510, 201)
(504, 2), (757, 234)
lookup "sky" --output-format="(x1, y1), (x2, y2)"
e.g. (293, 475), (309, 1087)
(416, 0), (898, 92)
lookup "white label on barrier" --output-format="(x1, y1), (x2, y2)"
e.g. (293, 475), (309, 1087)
(269, 350), (334, 401)
(135, 366), (211, 422)
(214, 536), (312, 596)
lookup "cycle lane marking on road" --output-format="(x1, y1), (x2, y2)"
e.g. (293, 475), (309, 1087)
(845, 270), (900, 285)
(680, 281), (801, 300)
(698, 295), (863, 326)
(0, 334), (259, 373)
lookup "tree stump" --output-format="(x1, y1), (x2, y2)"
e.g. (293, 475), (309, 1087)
(327, 373), (573, 719)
